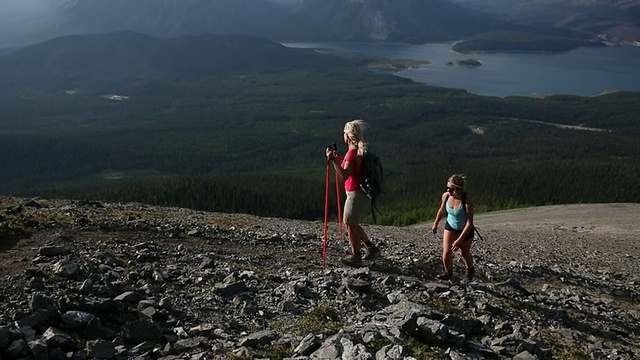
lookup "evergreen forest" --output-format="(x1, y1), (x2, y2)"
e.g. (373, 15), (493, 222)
(1, 32), (638, 226)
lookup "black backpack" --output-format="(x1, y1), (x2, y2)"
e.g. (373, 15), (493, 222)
(360, 150), (384, 223)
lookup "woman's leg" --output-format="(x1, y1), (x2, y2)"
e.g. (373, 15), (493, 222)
(346, 223), (362, 256)
(359, 225), (373, 247)
(342, 191), (359, 258)
(343, 190), (372, 255)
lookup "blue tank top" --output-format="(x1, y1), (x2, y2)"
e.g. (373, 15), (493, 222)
(446, 196), (467, 230)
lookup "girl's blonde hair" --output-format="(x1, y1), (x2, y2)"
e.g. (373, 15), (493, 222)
(344, 119), (368, 158)
(448, 174), (466, 197)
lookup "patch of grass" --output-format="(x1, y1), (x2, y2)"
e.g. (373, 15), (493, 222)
(205, 215), (260, 229)
(1, 202), (74, 230)
(224, 355), (252, 360)
(267, 317), (292, 334)
(534, 328), (589, 359)
(429, 295), (467, 317)
(365, 337), (392, 356)
(405, 337), (448, 359)
(298, 300), (343, 335)
(232, 264), (270, 278)
(258, 343), (293, 359)
(0, 196), (21, 209)
(267, 301), (343, 337)
(0, 223), (32, 241)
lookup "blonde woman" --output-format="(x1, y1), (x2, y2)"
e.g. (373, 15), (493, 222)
(431, 174), (475, 280)
(326, 119), (379, 267)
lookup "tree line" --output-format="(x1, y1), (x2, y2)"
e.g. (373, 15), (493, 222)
(1, 58), (638, 226)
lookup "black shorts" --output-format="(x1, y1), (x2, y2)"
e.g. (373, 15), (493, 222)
(445, 222), (474, 240)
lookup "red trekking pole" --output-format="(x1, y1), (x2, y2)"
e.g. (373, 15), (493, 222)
(333, 144), (344, 243)
(335, 172), (343, 243)
(323, 153), (331, 265)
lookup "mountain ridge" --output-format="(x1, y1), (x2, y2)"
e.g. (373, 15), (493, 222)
(452, 0), (640, 44)
(0, 0), (538, 48)
(0, 31), (348, 94)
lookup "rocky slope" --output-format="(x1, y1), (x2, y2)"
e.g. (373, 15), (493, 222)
(0, 196), (638, 359)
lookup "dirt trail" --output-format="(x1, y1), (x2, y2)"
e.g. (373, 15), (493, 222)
(473, 203), (640, 236)
(409, 203), (640, 275)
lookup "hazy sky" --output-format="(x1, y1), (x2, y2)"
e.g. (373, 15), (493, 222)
(0, 0), (302, 16)
(2, 0), (59, 14)
(267, 0), (301, 4)
(0, 0), (302, 48)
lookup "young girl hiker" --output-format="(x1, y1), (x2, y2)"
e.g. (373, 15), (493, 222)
(431, 174), (476, 280)
(325, 119), (379, 267)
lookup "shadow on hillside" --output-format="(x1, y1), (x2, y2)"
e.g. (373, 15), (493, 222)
(495, 287), (639, 343)
(0, 228), (31, 253)
(483, 268), (640, 342)
(0, 237), (22, 252)
(369, 256), (443, 281)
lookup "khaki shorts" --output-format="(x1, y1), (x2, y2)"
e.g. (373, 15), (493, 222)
(343, 189), (371, 225)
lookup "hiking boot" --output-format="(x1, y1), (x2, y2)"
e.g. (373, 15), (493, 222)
(362, 245), (379, 260)
(436, 271), (452, 280)
(342, 254), (362, 267)
(465, 267), (475, 280)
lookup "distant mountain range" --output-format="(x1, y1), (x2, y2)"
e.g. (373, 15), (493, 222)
(282, 0), (499, 43)
(451, 0), (640, 44)
(0, 0), (296, 48)
(0, 0), (502, 47)
(0, 31), (349, 95)
(6, 0), (637, 49)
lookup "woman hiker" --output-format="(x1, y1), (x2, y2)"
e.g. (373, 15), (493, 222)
(325, 119), (379, 267)
(431, 174), (476, 280)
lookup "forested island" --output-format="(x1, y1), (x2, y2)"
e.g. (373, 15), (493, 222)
(447, 59), (482, 67)
(453, 31), (606, 53)
(367, 59), (430, 71)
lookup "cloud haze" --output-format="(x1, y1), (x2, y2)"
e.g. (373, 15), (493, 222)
(0, 0), (70, 47)
(2, 0), (62, 14)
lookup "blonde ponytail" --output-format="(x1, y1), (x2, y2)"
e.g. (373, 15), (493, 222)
(344, 119), (368, 159)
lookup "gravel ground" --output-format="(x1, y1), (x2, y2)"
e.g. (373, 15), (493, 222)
(2, 199), (639, 278)
(236, 202), (640, 275)
(1, 198), (639, 359)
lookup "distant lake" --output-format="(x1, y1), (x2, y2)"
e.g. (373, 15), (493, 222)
(282, 42), (640, 98)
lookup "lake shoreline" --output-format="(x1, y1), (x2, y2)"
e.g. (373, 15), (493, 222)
(283, 42), (640, 98)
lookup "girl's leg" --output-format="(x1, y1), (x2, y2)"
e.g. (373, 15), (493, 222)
(440, 230), (455, 276)
(458, 240), (475, 278)
(458, 241), (473, 269)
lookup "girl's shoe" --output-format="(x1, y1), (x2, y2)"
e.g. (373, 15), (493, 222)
(436, 271), (452, 280)
(465, 267), (475, 280)
(363, 245), (379, 260)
